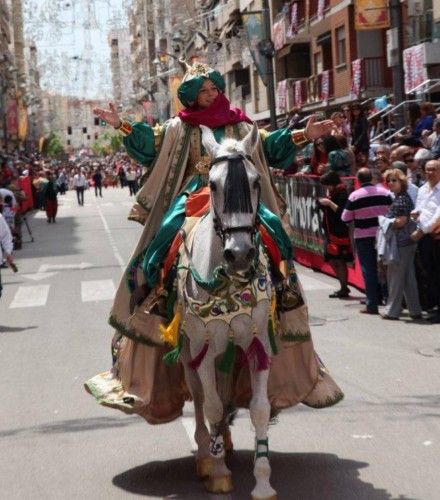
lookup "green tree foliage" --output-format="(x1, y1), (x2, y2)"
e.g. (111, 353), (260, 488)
(91, 130), (123, 155)
(42, 131), (65, 158)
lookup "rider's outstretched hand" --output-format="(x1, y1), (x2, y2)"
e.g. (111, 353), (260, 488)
(304, 114), (335, 140)
(92, 102), (121, 128)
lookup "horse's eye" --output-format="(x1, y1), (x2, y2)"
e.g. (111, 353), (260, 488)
(209, 181), (216, 192)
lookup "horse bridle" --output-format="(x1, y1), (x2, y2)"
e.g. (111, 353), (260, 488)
(209, 153), (261, 244)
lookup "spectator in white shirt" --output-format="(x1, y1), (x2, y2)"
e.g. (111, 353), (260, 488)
(72, 169), (87, 206)
(411, 160), (440, 322)
(0, 212), (14, 299)
(126, 166), (137, 196)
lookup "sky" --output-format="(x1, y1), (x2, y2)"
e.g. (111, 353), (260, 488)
(22, 0), (128, 100)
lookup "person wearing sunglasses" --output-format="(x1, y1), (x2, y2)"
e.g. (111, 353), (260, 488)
(379, 169), (421, 320)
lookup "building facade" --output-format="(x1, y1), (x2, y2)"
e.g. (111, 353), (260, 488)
(128, 0), (439, 125)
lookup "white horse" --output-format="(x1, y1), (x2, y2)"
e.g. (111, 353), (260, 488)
(177, 124), (277, 499)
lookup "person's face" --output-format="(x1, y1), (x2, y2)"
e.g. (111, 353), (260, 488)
(424, 162), (440, 185)
(386, 176), (402, 194)
(342, 107), (350, 118)
(196, 80), (220, 109)
(404, 155), (416, 172)
(375, 147), (389, 159)
(333, 114), (343, 126)
(356, 152), (367, 165)
(375, 157), (389, 173)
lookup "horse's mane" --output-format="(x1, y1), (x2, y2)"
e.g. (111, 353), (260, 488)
(215, 139), (253, 214)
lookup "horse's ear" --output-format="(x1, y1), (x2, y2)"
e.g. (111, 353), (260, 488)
(242, 123), (259, 155)
(200, 125), (219, 159)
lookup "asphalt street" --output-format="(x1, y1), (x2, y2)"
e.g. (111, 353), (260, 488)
(0, 187), (439, 500)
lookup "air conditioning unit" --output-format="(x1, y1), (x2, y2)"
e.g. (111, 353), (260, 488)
(408, 0), (423, 17)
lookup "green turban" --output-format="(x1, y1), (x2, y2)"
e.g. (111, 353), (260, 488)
(177, 62), (225, 107)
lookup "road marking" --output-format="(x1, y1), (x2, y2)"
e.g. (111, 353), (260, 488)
(39, 263), (92, 272)
(81, 279), (116, 302)
(96, 203), (125, 270)
(98, 202), (114, 207)
(9, 285), (50, 308)
(22, 272), (58, 281)
(297, 273), (333, 291)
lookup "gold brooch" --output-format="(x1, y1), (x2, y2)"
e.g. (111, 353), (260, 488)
(195, 156), (210, 174)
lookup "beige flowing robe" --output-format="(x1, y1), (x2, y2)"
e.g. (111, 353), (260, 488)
(85, 118), (343, 423)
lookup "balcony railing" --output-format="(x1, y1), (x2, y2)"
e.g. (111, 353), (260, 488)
(309, 0), (330, 21)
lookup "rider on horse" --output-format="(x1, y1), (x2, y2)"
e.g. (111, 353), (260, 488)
(86, 61), (342, 424)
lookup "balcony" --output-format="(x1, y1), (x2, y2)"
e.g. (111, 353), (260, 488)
(309, 0), (330, 23)
(361, 57), (392, 90)
(288, 70), (334, 107)
(273, 2), (310, 53)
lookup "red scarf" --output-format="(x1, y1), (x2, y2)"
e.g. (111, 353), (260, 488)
(178, 93), (252, 128)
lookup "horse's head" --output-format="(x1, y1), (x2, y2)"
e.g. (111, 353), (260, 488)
(201, 123), (260, 274)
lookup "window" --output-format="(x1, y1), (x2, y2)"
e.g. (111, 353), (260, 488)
(94, 117), (99, 126)
(83, 127), (87, 134)
(67, 126), (72, 135)
(336, 26), (346, 65)
(94, 133), (98, 140)
(67, 140), (71, 146)
(87, 135), (91, 140)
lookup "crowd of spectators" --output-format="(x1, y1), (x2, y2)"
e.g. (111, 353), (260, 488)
(0, 149), (144, 299)
(280, 99), (440, 324)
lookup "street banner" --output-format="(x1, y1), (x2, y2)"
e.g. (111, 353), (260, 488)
(242, 12), (269, 86)
(274, 175), (363, 289)
(18, 101), (28, 141)
(350, 59), (362, 99)
(6, 98), (18, 136)
(294, 80), (303, 107)
(321, 70), (329, 105)
(275, 175), (326, 254)
(277, 79), (287, 112)
(403, 44), (427, 93)
(317, 0), (325, 21)
(287, 3), (298, 38)
(355, 0), (390, 30)
(272, 16), (286, 51)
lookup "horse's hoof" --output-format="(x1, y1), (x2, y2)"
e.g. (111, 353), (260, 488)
(196, 456), (212, 478)
(252, 495), (277, 500)
(205, 474), (233, 493)
(223, 430), (233, 452)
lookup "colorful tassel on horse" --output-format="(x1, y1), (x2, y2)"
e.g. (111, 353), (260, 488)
(188, 339), (209, 370)
(246, 336), (270, 371)
(159, 308), (181, 347)
(268, 294), (279, 355)
(219, 330), (236, 374)
(163, 334), (183, 365)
